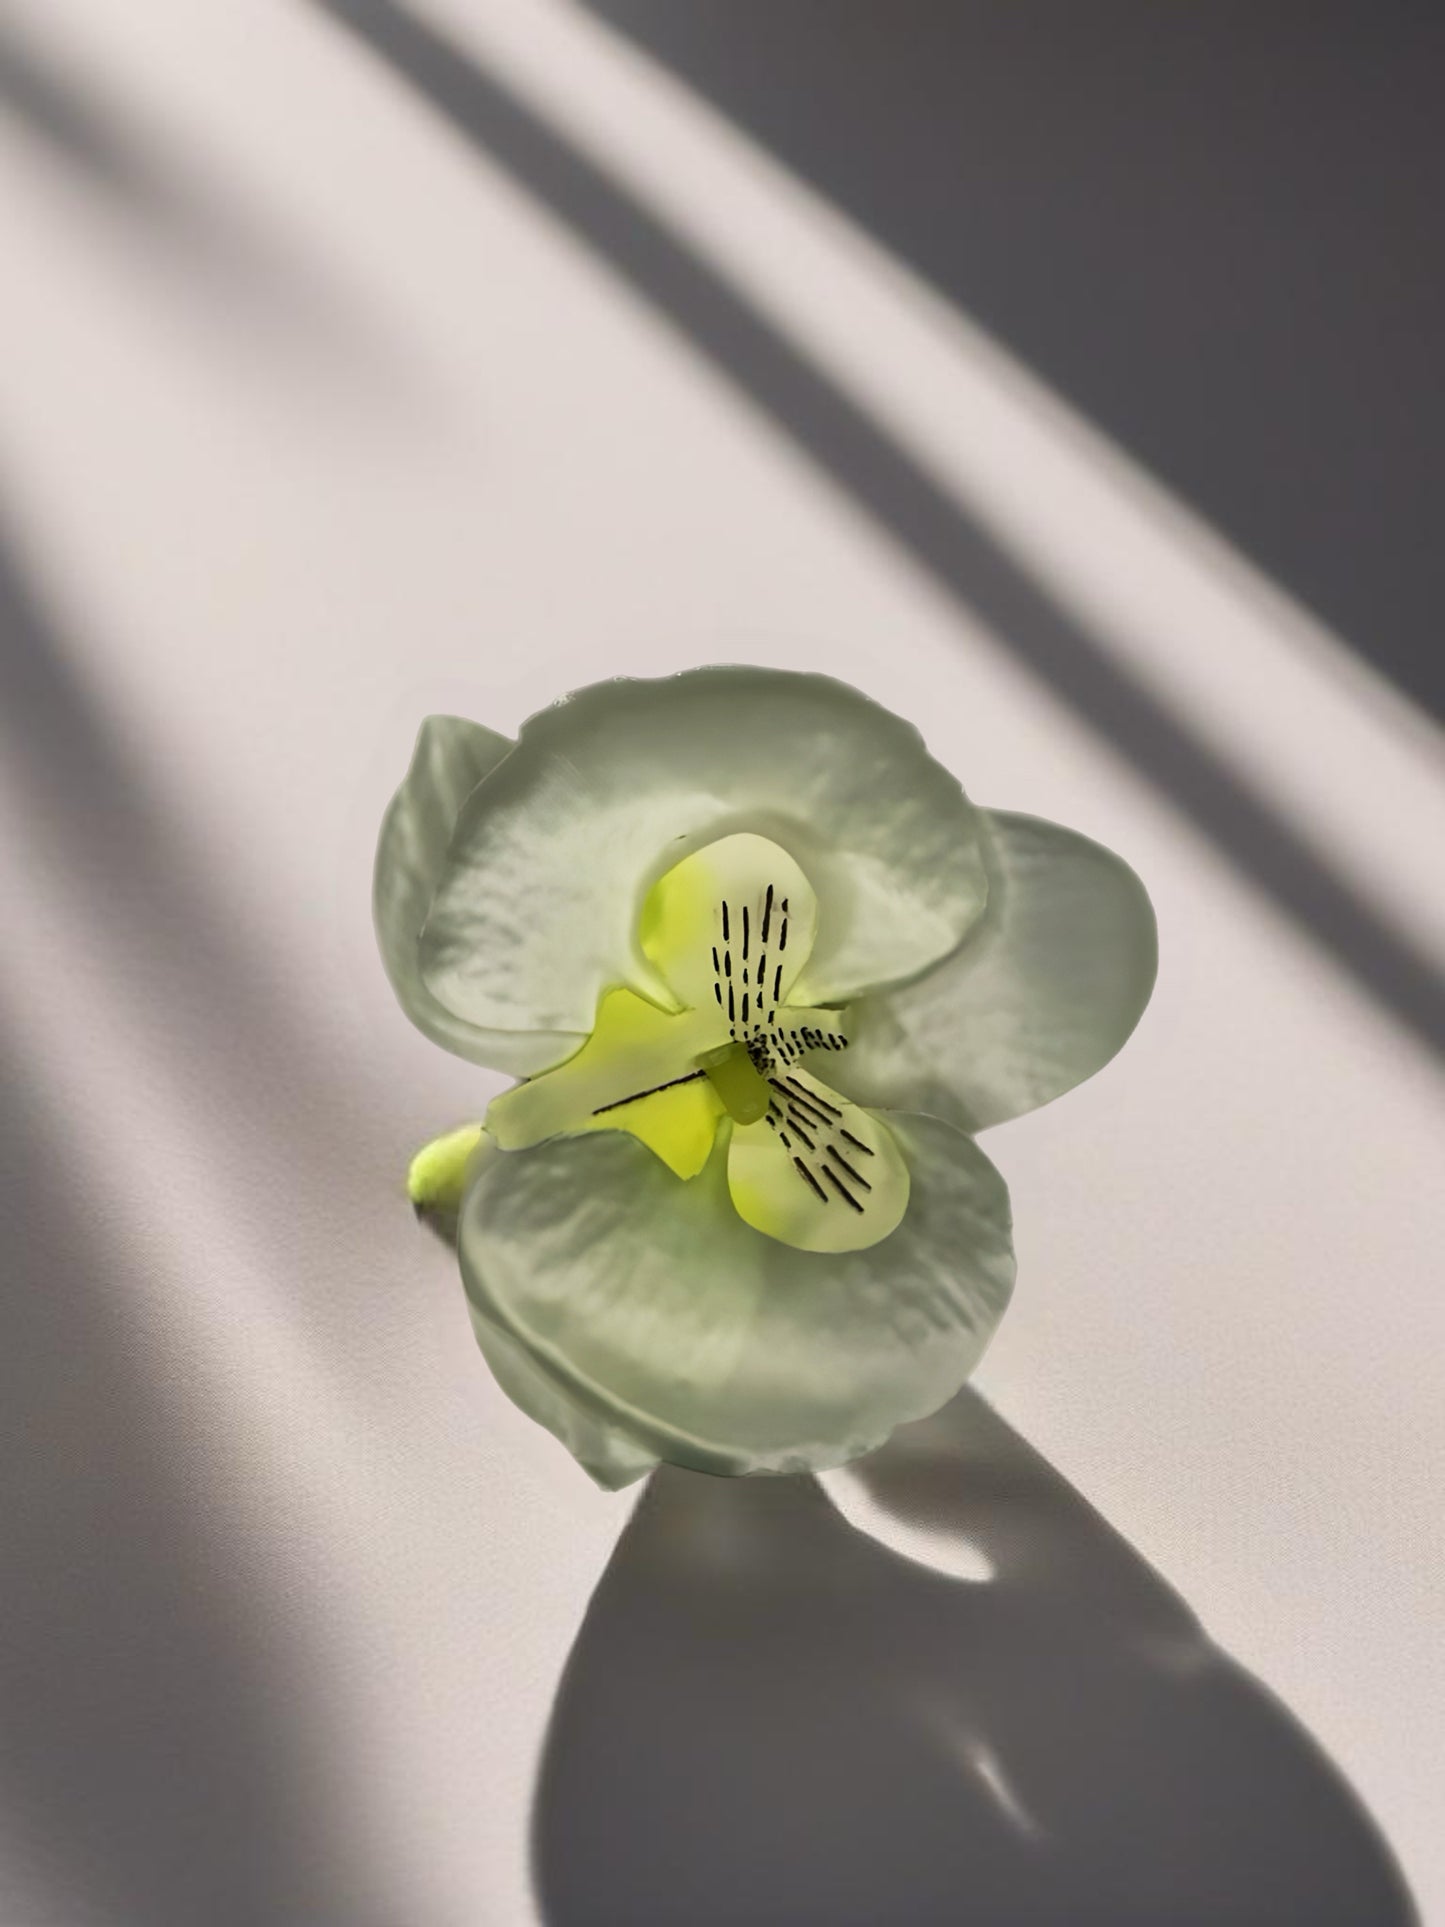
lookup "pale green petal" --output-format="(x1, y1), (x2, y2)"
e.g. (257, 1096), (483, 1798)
(487, 988), (726, 1179)
(374, 715), (583, 1076)
(458, 1135), (658, 1487)
(467, 1301), (658, 1490)
(419, 667), (988, 1039)
(831, 811), (1157, 1132)
(729, 1069), (909, 1253)
(458, 1115), (1014, 1478)
(640, 832), (817, 1017)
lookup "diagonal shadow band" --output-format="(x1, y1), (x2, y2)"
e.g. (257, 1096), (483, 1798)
(0, 504), (420, 1922)
(582, 2), (1445, 731)
(310, 0), (1445, 1061)
(0, 15), (431, 392)
(0, 500), (399, 1229)
(0, 1035), (395, 1927)
(0, 16), (215, 237)
(534, 1388), (1415, 1927)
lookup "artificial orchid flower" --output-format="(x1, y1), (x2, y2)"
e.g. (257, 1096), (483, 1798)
(375, 667), (1155, 1486)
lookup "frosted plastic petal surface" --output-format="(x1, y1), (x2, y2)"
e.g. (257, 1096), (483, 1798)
(458, 1115), (1014, 1478)
(467, 1301), (657, 1490)
(831, 811), (1157, 1131)
(418, 668), (987, 1039)
(373, 715), (583, 1075)
(458, 1135), (659, 1487)
(486, 988), (726, 1178)
(640, 833), (817, 1017)
(729, 1070), (909, 1253)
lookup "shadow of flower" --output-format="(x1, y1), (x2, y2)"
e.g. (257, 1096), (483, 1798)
(533, 1389), (1413, 1926)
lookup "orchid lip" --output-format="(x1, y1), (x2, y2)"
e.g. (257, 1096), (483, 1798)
(484, 829), (909, 1251)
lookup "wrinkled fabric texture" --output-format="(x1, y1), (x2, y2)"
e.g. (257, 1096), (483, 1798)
(377, 667), (1156, 1482)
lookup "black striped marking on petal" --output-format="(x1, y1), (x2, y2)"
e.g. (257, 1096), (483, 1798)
(794, 1158), (827, 1203)
(822, 1166), (864, 1212)
(592, 1068), (707, 1115)
(785, 1076), (841, 1118)
(827, 1145), (872, 1191)
(771, 1081), (831, 1128)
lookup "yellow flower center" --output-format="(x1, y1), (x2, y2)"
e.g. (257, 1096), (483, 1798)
(486, 832), (909, 1252)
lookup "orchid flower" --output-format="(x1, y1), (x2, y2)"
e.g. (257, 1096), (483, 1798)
(376, 668), (1155, 1486)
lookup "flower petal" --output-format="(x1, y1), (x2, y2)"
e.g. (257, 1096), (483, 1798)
(486, 987), (727, 1178)
(640, 832), (818, 1018)
(729, 1070), (909, 1253)
(831, 811), (1157, 1131)
(467, 1300), (658, 1490)
(374, 715), (584, 1075)
(418, 667), (988, 1039)
(767, 1005), (853, 1065)
(458, 1114), (1014, 1478)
